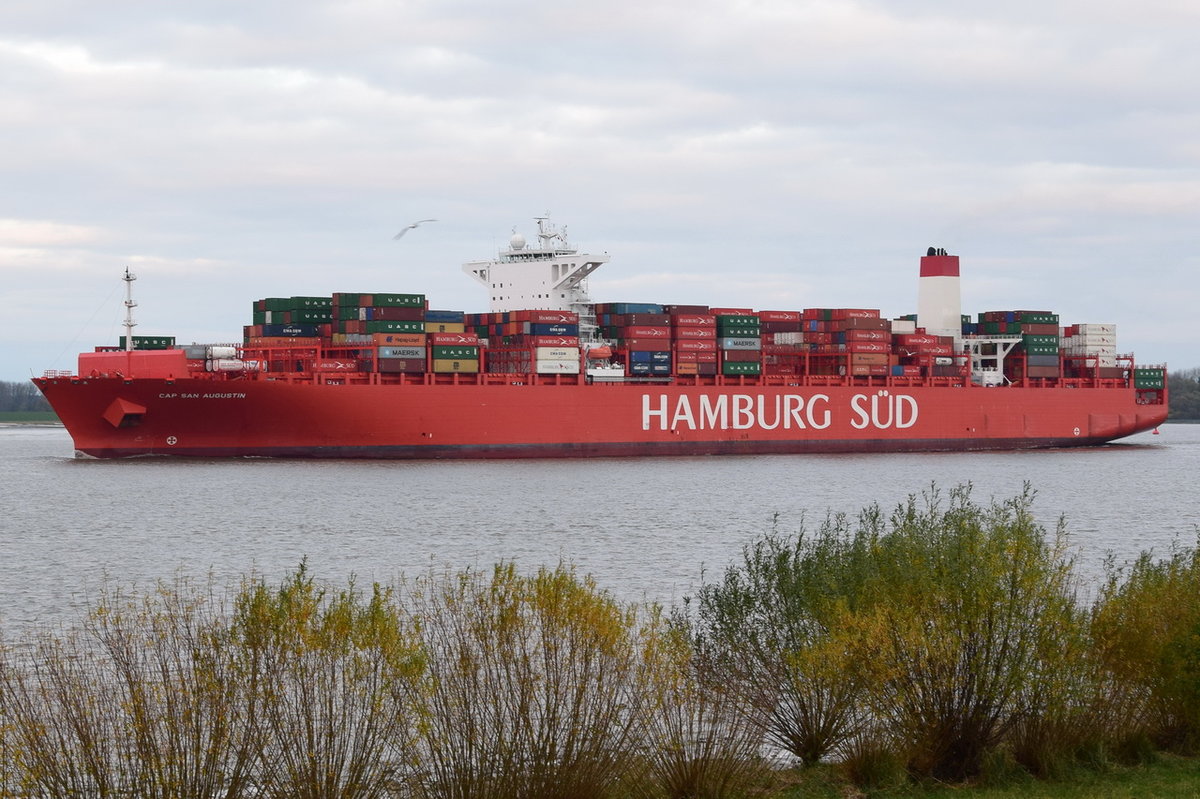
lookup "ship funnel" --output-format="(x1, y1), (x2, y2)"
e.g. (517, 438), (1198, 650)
(917, 247), (961, 346)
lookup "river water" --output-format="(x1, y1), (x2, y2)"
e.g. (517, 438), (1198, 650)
(1, 424), (1196, 630)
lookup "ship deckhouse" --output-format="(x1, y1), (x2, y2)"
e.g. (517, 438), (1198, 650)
(462, 217), (609, 334)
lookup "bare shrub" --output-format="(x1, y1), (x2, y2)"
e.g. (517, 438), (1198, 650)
(631, 623), (769, 799)
(404, 562), (663, 799)
(229, 564), (425, 797)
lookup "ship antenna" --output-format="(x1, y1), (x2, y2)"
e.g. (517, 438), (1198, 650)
(123, 267), (137, 351)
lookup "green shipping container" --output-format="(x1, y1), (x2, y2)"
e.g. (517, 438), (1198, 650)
(263, 297), (292, 312)
(118, 335), (176, 349)
(1133, 368), (1165, 389)
(371, 293), (425, 308)
(291, 310), (332, 324)
(717, 325), (761, 337)
(432, 345), (479, 359)
(1019, 312), (1059, 324)
(365, 320), (425, 334)
(291, 295), (333, 310)
(722, 361), (762, 376)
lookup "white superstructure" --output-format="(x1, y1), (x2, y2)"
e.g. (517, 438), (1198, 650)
(462, 216), (609, 337)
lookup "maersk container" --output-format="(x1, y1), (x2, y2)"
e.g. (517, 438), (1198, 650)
(378, 346), (426, 359)
(720, 337), (762, 351)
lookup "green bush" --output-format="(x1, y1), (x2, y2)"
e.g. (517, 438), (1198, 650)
(685, 513), (871, 765)
(1092, 541), (1200, 753)
(847, 485), (1084, 781)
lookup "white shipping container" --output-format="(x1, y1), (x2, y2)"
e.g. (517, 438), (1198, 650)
(1076, 323), (1116, 335)
(534, 346), (580, 361)
(773, 332), (805, 345)
(535, 359), (581, 374)
(891, 319), (918, 334)
(206, 345), (238, 359)
(206, 359), (250, 372)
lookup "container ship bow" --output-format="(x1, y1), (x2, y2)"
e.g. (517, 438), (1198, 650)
(34, 222), (1169, 459)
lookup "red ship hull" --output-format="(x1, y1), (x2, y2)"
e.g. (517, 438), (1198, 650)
(33, 370), (1168, 459)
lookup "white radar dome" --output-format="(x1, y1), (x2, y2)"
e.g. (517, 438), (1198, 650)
(510, 232), (526, 250)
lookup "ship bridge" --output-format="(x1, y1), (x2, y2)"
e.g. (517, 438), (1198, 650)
(462, 216), (609, 333)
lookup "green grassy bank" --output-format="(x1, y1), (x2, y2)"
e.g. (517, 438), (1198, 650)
(0, 410), (59, 424)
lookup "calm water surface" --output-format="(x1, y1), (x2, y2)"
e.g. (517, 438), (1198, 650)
(1, 424), (1197, 629)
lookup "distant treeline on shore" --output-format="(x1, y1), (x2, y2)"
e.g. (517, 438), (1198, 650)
(0, 380), (51, 413)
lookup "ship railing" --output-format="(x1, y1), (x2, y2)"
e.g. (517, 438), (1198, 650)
(41, 369), (75, 378)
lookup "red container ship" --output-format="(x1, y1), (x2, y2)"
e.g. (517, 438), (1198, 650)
(33, 218), (1168, 459)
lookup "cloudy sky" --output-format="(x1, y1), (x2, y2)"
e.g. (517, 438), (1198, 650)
(2, 0), (1197, 381)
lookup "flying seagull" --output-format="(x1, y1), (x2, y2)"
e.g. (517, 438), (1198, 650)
(394, 219), (438, 239)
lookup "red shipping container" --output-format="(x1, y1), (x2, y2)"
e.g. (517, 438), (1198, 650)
(523, 335), (581, 347)
(313, 359), (360, 372)
(622, 326), (671, 339)
(840, 316), (891, 331)
(675, 351), (699, 362)
(760, 321), (804, 334)
(845, 329), (891, 342)
(513, 309), (579, 324)
(623, 313), (669, 326)
(671, 314), (716, 326)
(429, 332), (480, 346)
(674, 339), (718, 352)
(710, 307), (754, 315)
(847, 341), (890, 353)
(619, 338), (673, 351)
(758, 310), (801, 322)
(896, 333), (942, 347)
(832, 308), (881, 320)
(722, 349), (760, 362)
(674, 325), (716, 339)
(365, 306), (425, 322)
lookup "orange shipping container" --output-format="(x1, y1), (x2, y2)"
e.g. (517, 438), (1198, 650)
(371, 332), (426, 346)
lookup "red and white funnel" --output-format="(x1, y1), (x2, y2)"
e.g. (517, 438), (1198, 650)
(917, 247), (961, 345)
